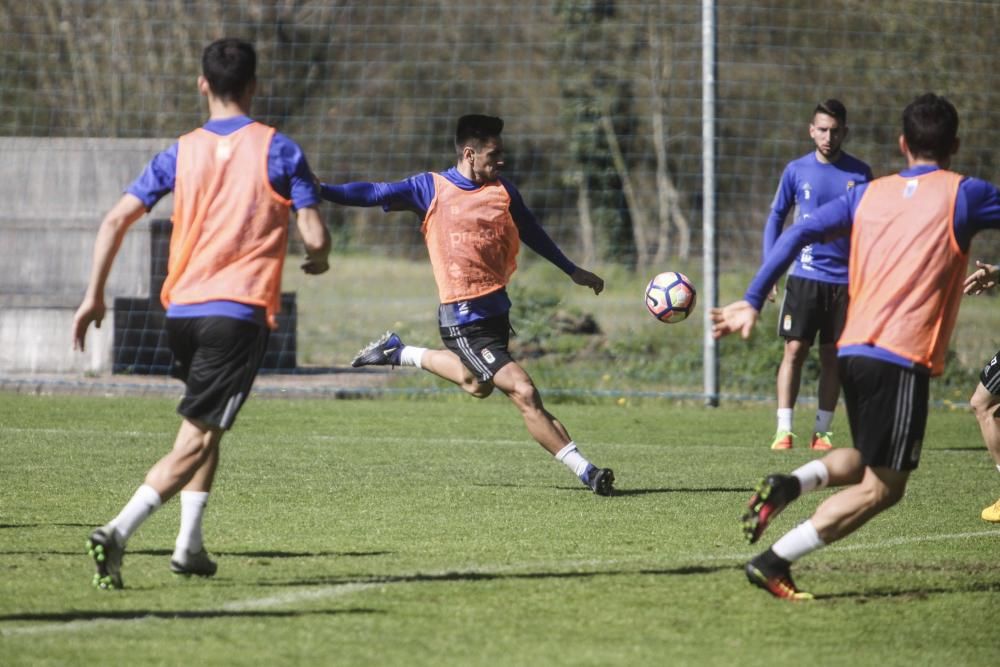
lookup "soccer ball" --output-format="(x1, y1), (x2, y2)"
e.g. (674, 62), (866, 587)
(645, 271), (697, 323)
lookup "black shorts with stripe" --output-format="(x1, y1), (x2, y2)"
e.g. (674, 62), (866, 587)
(166, 316), (270, 430)
(440, 313), (515, 382)
(839, 355), (929, 472)
(980, 350), (1000, 395)
(778, 275), (848, 344)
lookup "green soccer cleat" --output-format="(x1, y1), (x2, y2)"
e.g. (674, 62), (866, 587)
(810, 431), (834, 451)
(87, 527), (124, 590)
(770, 431), (796, 450)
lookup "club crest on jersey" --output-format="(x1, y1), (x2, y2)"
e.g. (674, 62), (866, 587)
(846, 180), (856, 190)
(481, 348), (496, 364)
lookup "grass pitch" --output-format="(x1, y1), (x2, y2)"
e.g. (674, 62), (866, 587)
(1, 393), (998, 666)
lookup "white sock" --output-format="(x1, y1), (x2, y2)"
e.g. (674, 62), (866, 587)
(777, 408), (794, 433)
(814, 409), (835, 434)
(400, 346), (427, 368)
(791, 460), (830, 494)
(108, 484), (162, 542)
(772, 520), (825, 562)
(996, 464), (1000, 474)
(555, 442), (592, 478)
(175, 491), (209, 556)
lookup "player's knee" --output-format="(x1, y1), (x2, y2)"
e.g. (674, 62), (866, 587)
(864, 477), (906, 510)
(969, 385), (999, 420)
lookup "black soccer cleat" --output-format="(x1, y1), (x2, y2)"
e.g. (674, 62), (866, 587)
(87, 527), (125, 590)
(745, 552), (814, 601)
(742, 473), (800, 544)
(351, 331), (404, 368)
(586, 467), (615, 496)
(170, 548), (218, 577)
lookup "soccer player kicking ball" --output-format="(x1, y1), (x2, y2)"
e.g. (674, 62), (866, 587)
(320, 114), (615, 496)
(712, 93), (1000, 600)
(760, 100), (872, 451)
(962, 260), (1000, 522)
(72, 39), (331, 589)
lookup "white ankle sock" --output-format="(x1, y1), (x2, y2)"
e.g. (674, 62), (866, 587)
(777, 408), (794, 433)
(555, 442), (592, 478)
(814, 409), (835, 434)
(791, 460), (830, 494)
(108, 484), (162, 541)
(175, 491), (209, 556)
(400, 346), (426, 368)
(772, 520), (825, 562)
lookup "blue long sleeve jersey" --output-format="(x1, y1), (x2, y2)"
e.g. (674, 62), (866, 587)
(321, 167), (577, 325)
(125, 115), (320, 324)
(762, 151), (873, 283)
(747, 165), (1000, 369)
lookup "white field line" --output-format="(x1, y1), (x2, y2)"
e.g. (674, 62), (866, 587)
(2, 528), (998, 638)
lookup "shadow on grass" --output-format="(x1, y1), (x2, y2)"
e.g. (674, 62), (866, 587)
(815, 578), (1000, 601)
(0, 523), (95, 529)
(258, 562), (740, 588)
(0, 548), (391, 558)
(546, 485), (750, 496)
(0, 608), (380, 625)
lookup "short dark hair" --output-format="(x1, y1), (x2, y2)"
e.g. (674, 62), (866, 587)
(902, 93), (959, 163)
(814, 99), (847, 125)
(455, 114), (504, 152)
(201, 38), (257, 102)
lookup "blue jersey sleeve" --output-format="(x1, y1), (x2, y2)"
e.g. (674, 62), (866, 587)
(126, 143), (177, 210)
(954, 177), (1000, 252)
(321, 173), (436, 216)
(269, 132), (319, 211)
(745, 188), (860, 309)
(761, 166), (797, 260)
(501, 177), (576, 275)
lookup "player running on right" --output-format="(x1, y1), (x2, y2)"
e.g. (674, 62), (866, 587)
(962, 260), (1000, 522)
(713, 93), (1000, 600)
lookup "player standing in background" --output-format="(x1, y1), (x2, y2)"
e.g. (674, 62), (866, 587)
(72, 38), (331, 589)
(320, 114), (615, 496)
(962, 259), (1000, 522)
(763, 100), (873, 451)
(712, 93), (1000, 599)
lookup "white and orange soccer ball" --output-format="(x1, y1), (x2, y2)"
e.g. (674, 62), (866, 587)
(644, 271), (697, 323)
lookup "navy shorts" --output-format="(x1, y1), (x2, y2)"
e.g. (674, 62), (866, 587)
(979, 350), (1000, 395)
(440, 314), (515, 382)
(166, 316), (269, 430)
(778, 275), (848, 345)
(840, 355), (929, 472)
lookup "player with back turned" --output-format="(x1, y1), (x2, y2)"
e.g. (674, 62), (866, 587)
(320, 114), (616, 496)
(72, 38), (331, 589)
(712, 93), (1000, 600)
(762, 100), (873, 452)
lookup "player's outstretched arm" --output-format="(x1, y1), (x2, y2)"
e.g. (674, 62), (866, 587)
(73, 194), (147, 351)
(710, 300), (759, 340)
(570, 267), (604, 295)
(963, 260), (999, 295)
(295, 206), (331, 275)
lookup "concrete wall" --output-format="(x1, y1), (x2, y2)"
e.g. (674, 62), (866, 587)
(0, 137), (174, 373)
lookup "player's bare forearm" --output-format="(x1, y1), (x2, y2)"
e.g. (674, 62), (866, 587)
(295, 207), (331, 275)
(963, 260), (999, 295)
(570, 267), (604, 295)
(73, 194), (146, 350)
